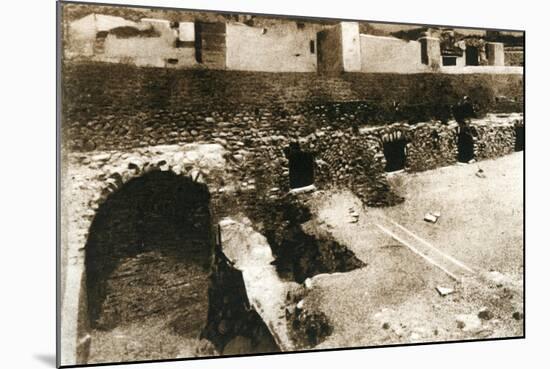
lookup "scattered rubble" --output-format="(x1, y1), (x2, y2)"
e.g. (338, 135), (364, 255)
(512, 312), (524, 321)
(485, 270), (509, 287)
(348, 207), (360, 223)
(193, 339), (219, 357)
(289, 308), (333, 348)
(455, 314), (482, 332)
(424, 211), (441, 223)
(477, 307), (494, 320)
(289, 184), (317, 195)
(409, 332), (421, 341)
(475, 168), (486, 178)
(436, 286), (455, 297)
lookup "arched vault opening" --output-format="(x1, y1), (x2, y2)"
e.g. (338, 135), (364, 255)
(84, 170), (213, 362)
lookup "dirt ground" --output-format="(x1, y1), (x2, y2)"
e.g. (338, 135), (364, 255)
(301, 152), (524, 349)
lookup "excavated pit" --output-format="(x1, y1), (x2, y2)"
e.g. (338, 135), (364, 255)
(253, 197), (365, 284)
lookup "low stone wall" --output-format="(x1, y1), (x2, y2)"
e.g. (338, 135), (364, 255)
(358, 114), (523, 173)
(470, 118), (518, 160)
(407, 123), (459, 171)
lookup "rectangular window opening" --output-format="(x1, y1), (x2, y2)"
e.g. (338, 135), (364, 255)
(442, 56), (457, 66)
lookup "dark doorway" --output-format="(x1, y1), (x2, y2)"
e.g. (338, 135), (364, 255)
(287, 143), (314, 189)
(457, 128), (475, 162)
(383, 139), (407, 172)
(465, 46), (479, 66)
(515, 126), (524, 151)
(85, 171), (213, 362)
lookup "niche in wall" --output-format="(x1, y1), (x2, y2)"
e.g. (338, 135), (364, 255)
(287, 143), (315, 189)
(457, 128), (475, 162)
(383, 139), (407, 172)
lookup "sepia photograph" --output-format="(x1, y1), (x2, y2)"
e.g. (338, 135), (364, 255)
(57, 1), (524, 366)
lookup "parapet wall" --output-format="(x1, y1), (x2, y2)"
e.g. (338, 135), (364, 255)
(360, 35), (427, 73)
(360, 115), (522, 173)
(225, 22), (319, 72)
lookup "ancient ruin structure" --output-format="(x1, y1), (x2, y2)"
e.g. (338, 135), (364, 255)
(59, 9), (524, 366)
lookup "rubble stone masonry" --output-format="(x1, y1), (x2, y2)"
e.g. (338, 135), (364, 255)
(62, 62), (522, 200)
(60, 61), (523, 364)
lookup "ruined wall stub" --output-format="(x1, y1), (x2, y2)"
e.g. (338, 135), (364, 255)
(419, 36), (442, 69)
(486, 42), (505, 66)
(340, 22), (362, 72)
(317, 22), (361, 73)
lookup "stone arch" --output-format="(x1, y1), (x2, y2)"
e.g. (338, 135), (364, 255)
(83, 168), (215, 363)
(61, 144), (229, 365)
(85, 170), (213, 329)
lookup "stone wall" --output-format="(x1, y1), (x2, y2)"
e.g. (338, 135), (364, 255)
(470, 118), (518, 159)
(360, 35), (428, 73)
(359, 114), (523, 173)
(62, 63), (523, 151)
(61, 62), (524, 205)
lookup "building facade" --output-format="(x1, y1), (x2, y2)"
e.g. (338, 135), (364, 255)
(65, 15), (523, 74)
